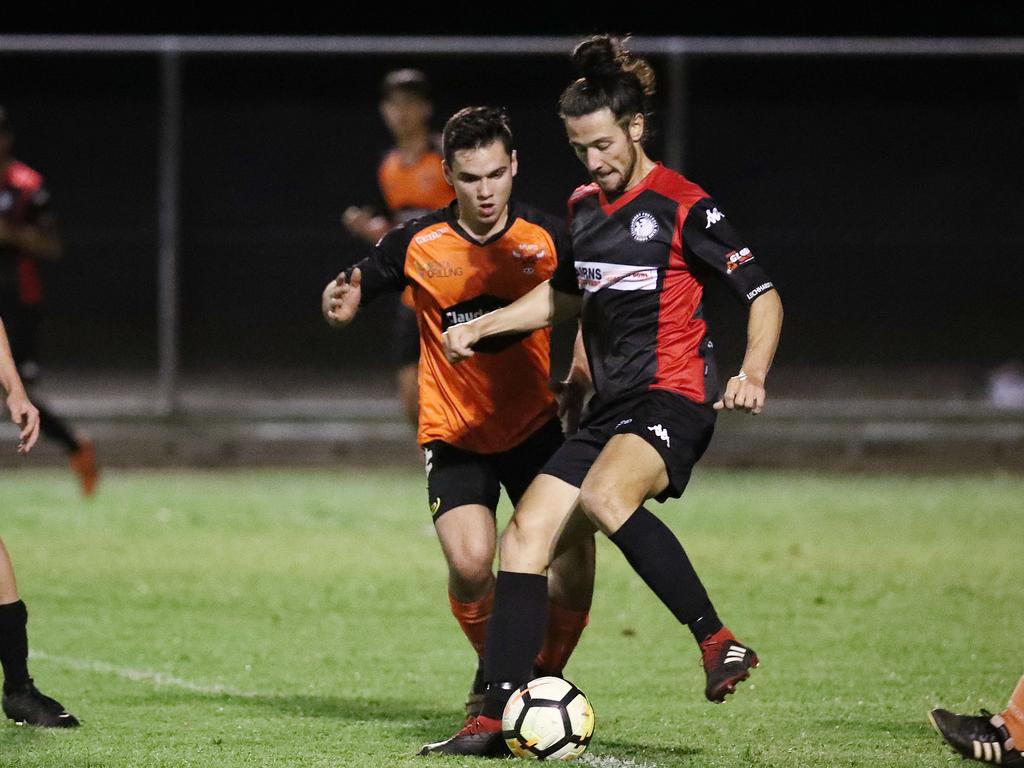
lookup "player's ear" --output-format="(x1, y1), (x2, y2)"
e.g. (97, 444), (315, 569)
(442, 161), (453, 186)
(628, 113), (644, 143)
(510, 149), (518, 178)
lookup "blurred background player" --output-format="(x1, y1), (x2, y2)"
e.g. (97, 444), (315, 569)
(0, 106), (98, 496)
(424, 35), (783, 756)
(930, 675), (1024, 766)
(341, 70), (453, 427)
(325, 106), (594, 722)
(0, 315), (79, 727)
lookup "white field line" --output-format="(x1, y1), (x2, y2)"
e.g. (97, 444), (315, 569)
(581, 756), (658, 768)
(30, 650), (260, 698)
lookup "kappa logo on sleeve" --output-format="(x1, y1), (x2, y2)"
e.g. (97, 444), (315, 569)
(705, 207), (725, 228)
(724, 247), (754, 273)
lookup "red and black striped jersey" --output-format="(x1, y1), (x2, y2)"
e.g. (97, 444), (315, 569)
(551, 163), (775, 407)
(0, 160), (50, 307)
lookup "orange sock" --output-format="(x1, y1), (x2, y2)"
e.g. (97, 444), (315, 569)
(534, 600), (589, 676)
(449, 588), (494, 658)
(1002, 673), (1024, 747)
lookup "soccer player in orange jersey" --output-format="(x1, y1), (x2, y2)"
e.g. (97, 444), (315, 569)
(931, 675), (1024, 766)
(323, 107), (594, 718)
(342, 71), (453, 427)
(0, 316), (79, 727)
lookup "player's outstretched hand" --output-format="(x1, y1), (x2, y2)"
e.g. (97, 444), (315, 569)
(6, 389), (40, 454)
(713, 370), (766, 415)
(443, 323), (480, 364)
(322, 268), (362, 327)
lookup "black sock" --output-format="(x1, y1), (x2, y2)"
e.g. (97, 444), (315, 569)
(609, 507), (723, 643)
(37, 404), (80, 453)
(481, 571), (548, 719)
(0, 600), (30, 692)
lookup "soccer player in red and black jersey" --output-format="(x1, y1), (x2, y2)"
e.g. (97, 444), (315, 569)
(0, 316), (79, 727)
(341, 70), (453, 427)
(324, 107), (594, 722)
(0, 107), (98, 496)
(423, 35), (784, 756)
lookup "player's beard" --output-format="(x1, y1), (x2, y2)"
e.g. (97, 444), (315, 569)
(599, 142), (638, 197)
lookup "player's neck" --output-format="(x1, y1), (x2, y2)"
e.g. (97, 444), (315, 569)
(395, 132), (430, 162)
(622, 152), (657, 193)
(457, 205), (509, 243)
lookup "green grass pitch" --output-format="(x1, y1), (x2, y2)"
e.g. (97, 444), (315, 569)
(0, 467), (1020, 767)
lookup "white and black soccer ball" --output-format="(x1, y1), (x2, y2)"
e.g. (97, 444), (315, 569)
(501, 676), (595, 760)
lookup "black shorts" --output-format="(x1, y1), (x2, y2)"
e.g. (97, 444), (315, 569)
(393, 301), (420, 367)
(541, 389), (716, 503)
(423, 418), (564, 521)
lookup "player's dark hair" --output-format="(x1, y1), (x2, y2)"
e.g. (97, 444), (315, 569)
(381, 68), (431, 102)
(559, 35), (656, 138)
(0, 106), (10, 134)
(441, 106), (514, 167)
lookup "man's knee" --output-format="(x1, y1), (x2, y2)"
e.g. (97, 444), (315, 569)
(579, 478), (635, 535)
(499, 517), (552, 574)
(445, 539), (495, 591)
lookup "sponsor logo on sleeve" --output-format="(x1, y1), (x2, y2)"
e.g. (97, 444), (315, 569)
(725, 247), (754, 273)
(574, 261), (658, 292)
(745, 282), (774, 301)
(705, 207), (725, 228)
(630, 211), (659, 242)
(414, 226), (450, 245)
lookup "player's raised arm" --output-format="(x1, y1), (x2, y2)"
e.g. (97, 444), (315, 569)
(442, 281), (581, 363)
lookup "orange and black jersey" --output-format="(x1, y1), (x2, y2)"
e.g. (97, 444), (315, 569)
(0, 160), (50, 307)
(352, 201), (568, 454)
(551, 163), (776, 407)
(376, 137), (452, 224)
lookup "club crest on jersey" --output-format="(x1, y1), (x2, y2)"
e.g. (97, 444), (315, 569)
(630, 211), (659, 242)
(725, 247), (754, 273)
(512, 243), (547, 275)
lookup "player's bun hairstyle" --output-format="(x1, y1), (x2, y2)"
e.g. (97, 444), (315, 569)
(559, 35), (656, 138)
(381, 68), (431, 102)
(441, 106), (514, 167)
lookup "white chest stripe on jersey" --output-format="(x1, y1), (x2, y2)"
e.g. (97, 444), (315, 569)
(574, 261), (659, 292)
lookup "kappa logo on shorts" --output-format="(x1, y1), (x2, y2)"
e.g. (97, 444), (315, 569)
(648, 424), (671, 447)
(705, 207), (725, 228)
(424, 448), (434, 476)
(615, 418), (633, 429)
(630, 211), (659, 242)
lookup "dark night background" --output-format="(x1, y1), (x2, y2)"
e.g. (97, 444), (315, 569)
(2, 10), (1022, 386)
